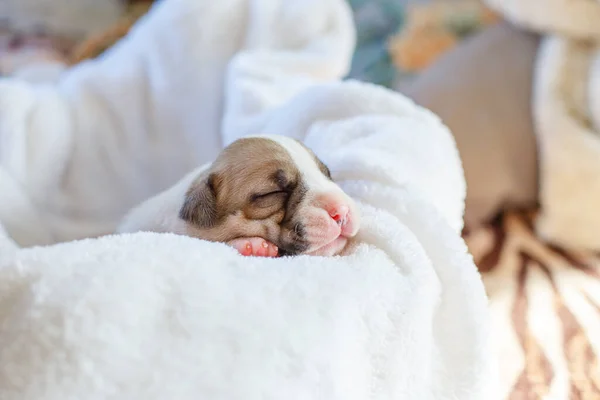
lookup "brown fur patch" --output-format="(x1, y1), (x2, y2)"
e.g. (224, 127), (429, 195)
(179, 137), (313, 255)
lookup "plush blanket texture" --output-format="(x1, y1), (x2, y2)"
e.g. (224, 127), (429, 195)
(0, 0), (493, 399)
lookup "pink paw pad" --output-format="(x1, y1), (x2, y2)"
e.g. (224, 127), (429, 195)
(227, 237), (279, 257)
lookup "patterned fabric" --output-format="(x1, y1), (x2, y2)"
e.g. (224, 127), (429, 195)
(464, 212), (600, 399)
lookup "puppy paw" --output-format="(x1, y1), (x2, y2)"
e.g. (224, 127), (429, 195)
(227, 237), (279, 257)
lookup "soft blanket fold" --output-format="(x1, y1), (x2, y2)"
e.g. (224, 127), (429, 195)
(0, 0), (493, 399)
(0, 0), (355, 246)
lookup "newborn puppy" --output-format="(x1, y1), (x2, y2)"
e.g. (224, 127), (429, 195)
(118, 135), (360, 257)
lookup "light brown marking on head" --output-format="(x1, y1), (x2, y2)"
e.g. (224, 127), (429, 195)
(179, 137), (310, 254)
(179, 135), (359, 256)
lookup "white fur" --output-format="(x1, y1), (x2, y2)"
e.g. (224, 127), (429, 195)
(0, 0), (493, 399)
(117, 165), (210, 236)
(249, 134), (359, 240)
(258, 134), (341, 194)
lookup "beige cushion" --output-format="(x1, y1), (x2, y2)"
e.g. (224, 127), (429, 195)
(533, 37), (600, 251)
(484, 0), (600, 40)
(399, 22), (540, 229)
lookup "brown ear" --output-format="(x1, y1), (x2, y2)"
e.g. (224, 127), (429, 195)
(179, 173), (218, 228)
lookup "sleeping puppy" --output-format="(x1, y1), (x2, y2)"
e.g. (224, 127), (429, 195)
(118, 135), (360, 257)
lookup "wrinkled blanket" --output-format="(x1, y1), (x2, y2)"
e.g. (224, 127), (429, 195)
(0, 0), (493, 399)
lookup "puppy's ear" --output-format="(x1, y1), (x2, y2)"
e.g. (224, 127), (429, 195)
(179, 173), (218, 228)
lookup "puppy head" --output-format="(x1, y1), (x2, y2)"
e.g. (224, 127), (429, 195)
(179, 135), (360, 256)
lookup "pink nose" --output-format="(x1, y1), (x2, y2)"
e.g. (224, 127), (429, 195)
(329, 205), (349, 224)
(327, 203), (356, 237)
(316, 194), (358, 237)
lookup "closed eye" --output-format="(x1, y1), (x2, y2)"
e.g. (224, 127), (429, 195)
(250, 190), (289, 210)
(251, 190), (287, 201)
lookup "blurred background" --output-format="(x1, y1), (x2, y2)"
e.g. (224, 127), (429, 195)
(1, 0), (599, 398)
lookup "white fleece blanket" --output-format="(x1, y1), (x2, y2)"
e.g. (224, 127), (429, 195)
(0, 0), (493, 398)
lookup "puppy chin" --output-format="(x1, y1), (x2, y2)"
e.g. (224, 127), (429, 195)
(305, 236), (348, 257)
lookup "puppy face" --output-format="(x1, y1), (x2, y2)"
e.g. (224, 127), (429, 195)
(179, 135), (359, 256)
